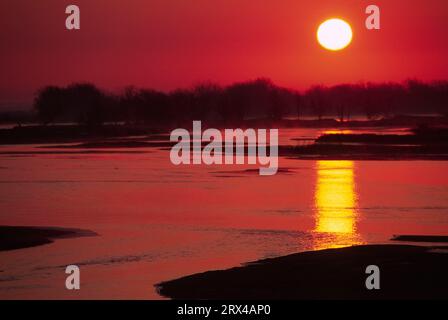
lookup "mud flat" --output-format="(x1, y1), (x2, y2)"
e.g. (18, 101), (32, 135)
(0, 226), (97, 251)
(157, 245), (448, 300)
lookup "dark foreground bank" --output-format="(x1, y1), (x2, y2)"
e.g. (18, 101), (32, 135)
(157, 245), (448, 300)
(0, 226), (97, 251)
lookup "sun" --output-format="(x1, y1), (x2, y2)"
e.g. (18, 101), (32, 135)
(317, 18), (353, 51)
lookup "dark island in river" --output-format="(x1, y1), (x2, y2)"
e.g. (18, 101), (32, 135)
(0, 226), (97, 251)
(157, 244), (448, 300)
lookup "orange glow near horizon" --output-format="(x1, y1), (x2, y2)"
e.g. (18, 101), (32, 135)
(1, 0), (448, 107)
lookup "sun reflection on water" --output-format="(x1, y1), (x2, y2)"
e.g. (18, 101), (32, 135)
(313, 160), (363, 250)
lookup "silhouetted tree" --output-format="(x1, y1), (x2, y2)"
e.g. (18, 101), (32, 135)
(169, 89), (195, 126)
(32, 79), (448, 127)
(64, 83), (106, 127)
(307, 85), (327, 120)
(34, 86), (65, 124)
(294, 92), (302, 120)
(192, 83), (223, 122)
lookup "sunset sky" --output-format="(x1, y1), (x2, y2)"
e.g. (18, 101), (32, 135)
(1, 0), (448, 109)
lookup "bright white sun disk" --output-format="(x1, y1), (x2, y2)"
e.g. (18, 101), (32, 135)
(317, 18), (352, 51)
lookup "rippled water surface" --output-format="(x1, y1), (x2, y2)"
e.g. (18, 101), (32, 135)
(0, 128), (447, 299)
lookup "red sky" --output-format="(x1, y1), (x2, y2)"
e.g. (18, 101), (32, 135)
(1, 0), (448, 109)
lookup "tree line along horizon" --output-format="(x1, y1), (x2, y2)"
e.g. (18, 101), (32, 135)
(31, 78), (448, 127)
